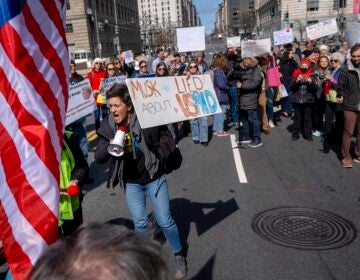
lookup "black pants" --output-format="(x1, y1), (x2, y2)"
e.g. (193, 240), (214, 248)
(312, 96), (326, 131)
(324, 102), (344, 143)
(293, 103), (312, 138)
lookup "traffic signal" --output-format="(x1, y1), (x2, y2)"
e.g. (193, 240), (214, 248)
(284, 12), (289, 21)
(270, 7), (275, 17)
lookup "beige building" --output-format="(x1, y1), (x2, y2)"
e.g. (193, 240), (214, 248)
(256, 0), (358, 41)
(137, 0), (200, 50)
(66, 0), (141, 62)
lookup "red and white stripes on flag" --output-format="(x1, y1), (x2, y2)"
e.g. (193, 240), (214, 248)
(0, 1), (69, 279)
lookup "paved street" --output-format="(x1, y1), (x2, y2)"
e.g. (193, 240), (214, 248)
(80, 115), (360, 280)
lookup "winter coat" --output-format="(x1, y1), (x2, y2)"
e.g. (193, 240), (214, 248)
(338, 60), (360, 111)
(279, 58), (298, 90)
(87, 67), (106, 91)
(213, 68), (229, 104)
(236, 61), (263, 110)
(290, 69), (318, 104)
(94, 113), (176, 188)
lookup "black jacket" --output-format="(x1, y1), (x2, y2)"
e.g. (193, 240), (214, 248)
(279, 59), (298, 90)
(338, 61), (360, 111)
(95, 114), (176, 188)
(290, 77), (318, 104)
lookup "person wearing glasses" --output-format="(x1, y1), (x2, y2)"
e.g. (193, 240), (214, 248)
(338, 44), (360, 168)
(155, 62), (169, 77)
(322, 52), (345, 145)
(186, 62), (209, 146)
(106, 62), (118, 78)
(136, 60), (151, 77)
(88, 58), (107, 131)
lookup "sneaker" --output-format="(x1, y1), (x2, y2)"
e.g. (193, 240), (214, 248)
(354, 157), (360, 163)
(215, 131), (230, 137)
(193, 140), (200, 144)
(175, 255), (188, 279)
(213, 131), (219, 136)
(312, 130), (322, 137)
(237, 139), (252, 144)
(268, 120), (275, 128)
(200, 142), (208, 146)
(249, 141), (263, 148)
(342, 158), (353, 168)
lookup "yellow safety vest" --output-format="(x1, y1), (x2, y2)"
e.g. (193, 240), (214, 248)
(59, 131), (80, 226)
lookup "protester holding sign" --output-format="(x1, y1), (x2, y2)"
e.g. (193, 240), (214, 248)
(94, 83), (188, 280)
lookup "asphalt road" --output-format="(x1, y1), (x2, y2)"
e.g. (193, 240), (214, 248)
(1, 114), (360, 280)
(82, 114), (360, 280)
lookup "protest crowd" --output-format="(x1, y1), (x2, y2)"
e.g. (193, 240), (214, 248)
(1, 15), (360, 280)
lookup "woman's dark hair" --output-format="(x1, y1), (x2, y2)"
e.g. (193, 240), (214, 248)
(139, 60), (147, 67)
(106, 83), (132, 106)
(317, 55), (330, 67)
(155, 62), (169, 77)
(186, 60), (198, 72)
(350, 43), (360, 55)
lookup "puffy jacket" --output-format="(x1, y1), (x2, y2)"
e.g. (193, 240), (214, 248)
(290, 77), (318, 104)
(338, 60), (360, 111)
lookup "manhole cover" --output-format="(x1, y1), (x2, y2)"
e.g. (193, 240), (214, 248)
(252, 207), (356, 250)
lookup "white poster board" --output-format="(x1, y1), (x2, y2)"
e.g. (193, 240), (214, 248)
(227, 36), (241, 48)
(176, 26), (205, 53)
(65, 79), (95, 126)
(273, 29), (293, 46)
(126, 75), (221, 128)
(124, 50), (134, 64)
(101, 75), (127, 94)
(306, 18), (338, 40)
(241, 38), (271, 58)
(345, 22), (360, 47)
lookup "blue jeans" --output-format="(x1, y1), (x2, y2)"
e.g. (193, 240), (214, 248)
(213, 104), (227, 132)
(266, 88), (274, 122)
(190, 116), (208, 142)
(229, 86), (239, 122)
(94, 105), (108, 131)
(125, 175), (182, 253)
(239, 109), (261, 142)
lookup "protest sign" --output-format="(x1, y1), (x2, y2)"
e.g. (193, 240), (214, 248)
(306, 18), (338, 40)
(273, 29), (293, 45)
(241, 38), (271, 58)
(101, 75), (127, 94)
(65, 79), (95, 126)
(176, 26), (205, 52)
(124, 50), (134, 64)
(345, 22), (360, 47)
(126, 74), (222, 128)
(227, 36), (241, 48)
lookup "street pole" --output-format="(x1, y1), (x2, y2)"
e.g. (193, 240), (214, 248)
(113, 0), (120, 55)
(94, 9), (101, 58)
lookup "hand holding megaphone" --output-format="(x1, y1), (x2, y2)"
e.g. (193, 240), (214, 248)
(108, 125), (126, 157)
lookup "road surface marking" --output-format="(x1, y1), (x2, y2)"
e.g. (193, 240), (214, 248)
(230, 134), (248, 184)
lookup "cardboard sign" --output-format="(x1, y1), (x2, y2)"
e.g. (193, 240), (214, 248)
(124, 50), (134, 64)
(227, 36), (241, 48)
(306, 18), (338, 40)
(345, 22), (360, 47)
(176, 26), (205, 52)
(65, 79), (95, 126)
(241, 38), (271, 58)
(101, 75), (127, 95)
(126, 75), (221, 128)
(273, 29), (293, 46)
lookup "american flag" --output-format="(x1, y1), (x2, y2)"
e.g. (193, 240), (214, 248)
(0, 1), (69, 279)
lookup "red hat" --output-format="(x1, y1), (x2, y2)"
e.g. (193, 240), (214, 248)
(300, 58), (311, 67)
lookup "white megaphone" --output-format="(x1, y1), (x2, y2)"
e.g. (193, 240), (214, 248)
(107, 128), (126, 157)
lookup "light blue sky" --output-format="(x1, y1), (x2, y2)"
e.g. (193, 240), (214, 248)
(193, 0), (221, 34)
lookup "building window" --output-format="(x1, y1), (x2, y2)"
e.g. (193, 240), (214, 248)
(307, 0), (319, 11)
(307, 20), (318, 25)
(333, 0), (346, 9)
(66, 23), (73, 33)
(66, 0), (70, 10)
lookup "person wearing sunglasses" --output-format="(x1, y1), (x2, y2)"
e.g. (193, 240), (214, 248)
(88, 58), (107, 131)
(338, 44), (360, 168)
(186, 62), (209, 146)
(322, 52), (345, 145)
(155, 62), (169, 77)
(136, 60), (150, 77)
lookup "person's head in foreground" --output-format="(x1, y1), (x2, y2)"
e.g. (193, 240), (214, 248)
(30, 222), (171, 280)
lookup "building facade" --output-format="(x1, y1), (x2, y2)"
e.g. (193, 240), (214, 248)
(66, 0), (141, 61)
(257, 0), (358, 41)
(137, 0), (200, 51)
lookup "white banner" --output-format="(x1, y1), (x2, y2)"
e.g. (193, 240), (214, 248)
(65, 79), (95, 126)
(227, 36), (241, 48)
(176, 26), (205, 53)
(126, 75), (222, 128)
(306, 18), (338, 40)
(101, 75), (127, 94)
(124, 50), (134, 64)
(241, 38), (271, 58)
(273, 29), (293, 46)
(345, 22), (360, 47)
